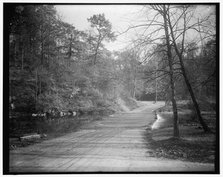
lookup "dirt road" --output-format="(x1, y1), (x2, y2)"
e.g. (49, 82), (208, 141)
(9, 101), (214, 172)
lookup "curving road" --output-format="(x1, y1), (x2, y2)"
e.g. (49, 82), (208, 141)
(9, 101), (214, 172)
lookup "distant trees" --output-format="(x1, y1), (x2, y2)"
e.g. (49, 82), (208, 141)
(114, 49), (143, 99)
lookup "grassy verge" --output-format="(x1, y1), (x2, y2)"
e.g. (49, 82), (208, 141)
(145, 101), (216, 163)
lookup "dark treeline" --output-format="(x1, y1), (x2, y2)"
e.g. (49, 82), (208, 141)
(7, 5), (144, 116)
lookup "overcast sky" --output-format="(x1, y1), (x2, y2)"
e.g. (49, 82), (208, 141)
(55, 5), (215, 52)
(56, 5), (144, 51)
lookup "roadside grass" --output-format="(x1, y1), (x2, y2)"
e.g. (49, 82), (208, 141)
(145, 101), (216, 163)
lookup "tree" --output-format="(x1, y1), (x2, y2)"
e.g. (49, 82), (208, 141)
(123, 4), (215, 136)
(114, 49), (144, 99)
(139, 5), (180, 137)
(165, 5), (212, 132)
(87, 14), (116, 65)
(159, 5), (180, 137)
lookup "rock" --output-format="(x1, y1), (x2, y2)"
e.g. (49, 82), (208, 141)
(73, 111), (77, 117)
(41, 134), (47, 138)
(183, 153), (187, 158)
(20, 134), (41, 141)
(208, 155), (215, 160)
(10, 145), (17, 150)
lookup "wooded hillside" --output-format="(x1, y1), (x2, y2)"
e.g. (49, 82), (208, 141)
(7, 5), (143, 116)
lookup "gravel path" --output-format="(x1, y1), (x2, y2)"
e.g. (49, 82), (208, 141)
(9, 101), (214, 173)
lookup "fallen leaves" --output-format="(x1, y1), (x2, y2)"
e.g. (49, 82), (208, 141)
(147, 137), (215, 163)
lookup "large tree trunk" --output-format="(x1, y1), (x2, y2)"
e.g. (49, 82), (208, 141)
(184, 69), (211, 132)
(176, 54), (211, 132)
(162, 5), (180, 138)
(166, 8), (211, 133)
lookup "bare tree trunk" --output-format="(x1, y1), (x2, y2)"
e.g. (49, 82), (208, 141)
(93, 33), (104, 65)
(39, 77), (42, 95)
(186, 72), (210, 132)
(13, 40), (17, 66)
(167, 8), (211, 133)
(21, 47), (24, 70)
(176, 54), (210, 132)
(41, 41), (44, 65)
(94, 43), (100, 65)
(198, 19), (204, 99)
(155, 64), (158, 103)
(68, 34), (73, 60)
(35, 69), (38, 110)
(162, 5), (180, 138)
(132, 73), (136, 99)
(133, 82), (136, 99)
(40, 26), (44, 66)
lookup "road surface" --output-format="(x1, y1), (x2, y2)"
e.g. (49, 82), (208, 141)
(9, 101), (214, 172)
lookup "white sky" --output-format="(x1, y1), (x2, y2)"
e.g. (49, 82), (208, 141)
(56, 5), (145, 51)
(55, 5), (215, 52)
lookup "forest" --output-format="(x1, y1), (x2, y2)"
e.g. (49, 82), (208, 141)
(6, 4), (216, 141)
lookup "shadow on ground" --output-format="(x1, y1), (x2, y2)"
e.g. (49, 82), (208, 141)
(144, 108), (216, 164)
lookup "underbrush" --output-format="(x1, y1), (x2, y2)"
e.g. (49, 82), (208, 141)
(120, 96), (139, 110)
(114, 95), (139, 112)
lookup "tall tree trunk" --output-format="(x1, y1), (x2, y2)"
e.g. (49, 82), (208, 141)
(57, 48), (60, 60)
(167, 8), (211, 133)
(184, 69), (210, 132)
(35, 69), (38, 110)
(39, 66), (42, 95)
(132, 72), (136, 99)
(40, 26), (44, 65)
(94, 43), (100, 65)
(41, 41), (44, 65)
(21, 46), (24, 70)
(155, 64), (158, 103)
(39, 77), (42, 95)
(68, 34), (73, 60)
(177, 54), (210, 132)
(133, 82), (136, 99)
(162, 5), (180, 138)
(46, 45), (50, 69)
(93, 34), (103, 65)
(13, 39), (17, 66)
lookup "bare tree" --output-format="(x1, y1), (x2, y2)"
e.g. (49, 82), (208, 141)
(124, 5), (180, 137)
(123, 4), (215, 135)
(165, 5), (212, 132)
